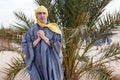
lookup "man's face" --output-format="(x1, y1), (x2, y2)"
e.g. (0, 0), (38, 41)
(37, 12), (48, 24)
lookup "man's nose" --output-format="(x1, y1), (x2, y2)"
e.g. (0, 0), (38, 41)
(41, 13), (45, 17)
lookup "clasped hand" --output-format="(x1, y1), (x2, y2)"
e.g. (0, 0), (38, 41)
(37, 30), (50, 46)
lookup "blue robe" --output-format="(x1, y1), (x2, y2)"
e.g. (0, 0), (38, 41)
(21, 24), (63, 80)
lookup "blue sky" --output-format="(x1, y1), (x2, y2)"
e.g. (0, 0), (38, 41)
(0, 0), (120, 28)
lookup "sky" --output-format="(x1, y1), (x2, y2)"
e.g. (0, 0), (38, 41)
(0, 0), (37, 27)
(0, 0), (120, 28)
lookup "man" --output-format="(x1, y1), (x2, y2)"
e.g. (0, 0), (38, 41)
(22, 5), (63, 80)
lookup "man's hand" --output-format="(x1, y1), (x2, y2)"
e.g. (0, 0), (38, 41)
(37, 30), (45, 39)
(37, 30), (51, 46)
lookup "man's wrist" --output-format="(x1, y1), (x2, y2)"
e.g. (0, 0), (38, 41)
(45, 39), (49, 43)
(37, 37), (41, 40)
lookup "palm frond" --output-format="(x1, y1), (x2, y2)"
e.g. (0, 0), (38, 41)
(1, 52), (26, 80)
(12, 11), (35, 32)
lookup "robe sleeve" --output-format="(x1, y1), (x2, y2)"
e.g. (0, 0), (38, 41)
(51, 33), (63, 63)
(51, 33), (63, 80)
(21, 30), (34, 70)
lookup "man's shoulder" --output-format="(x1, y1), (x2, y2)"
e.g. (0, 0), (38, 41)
(30, 24), (38, 29)
(25, 24), (38, 34)
(27, 24), (38, 31)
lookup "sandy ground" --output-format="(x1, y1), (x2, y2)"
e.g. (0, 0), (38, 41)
(0, 30), (120, 80)
(0, 51), (30, 80)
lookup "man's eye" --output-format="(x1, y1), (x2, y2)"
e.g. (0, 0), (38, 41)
(43, 12), (46, 14)
(38, 12), (46, 15)
(38, 12), (42, 15)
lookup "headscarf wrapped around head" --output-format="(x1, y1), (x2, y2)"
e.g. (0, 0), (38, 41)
(35, 5), (48, 16)
(34, 5), (61, 34)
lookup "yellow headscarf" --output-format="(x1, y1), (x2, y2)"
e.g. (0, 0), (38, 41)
(35, 5), (61, 35)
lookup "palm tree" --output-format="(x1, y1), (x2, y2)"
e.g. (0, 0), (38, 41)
(1, 0), (120, 80)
